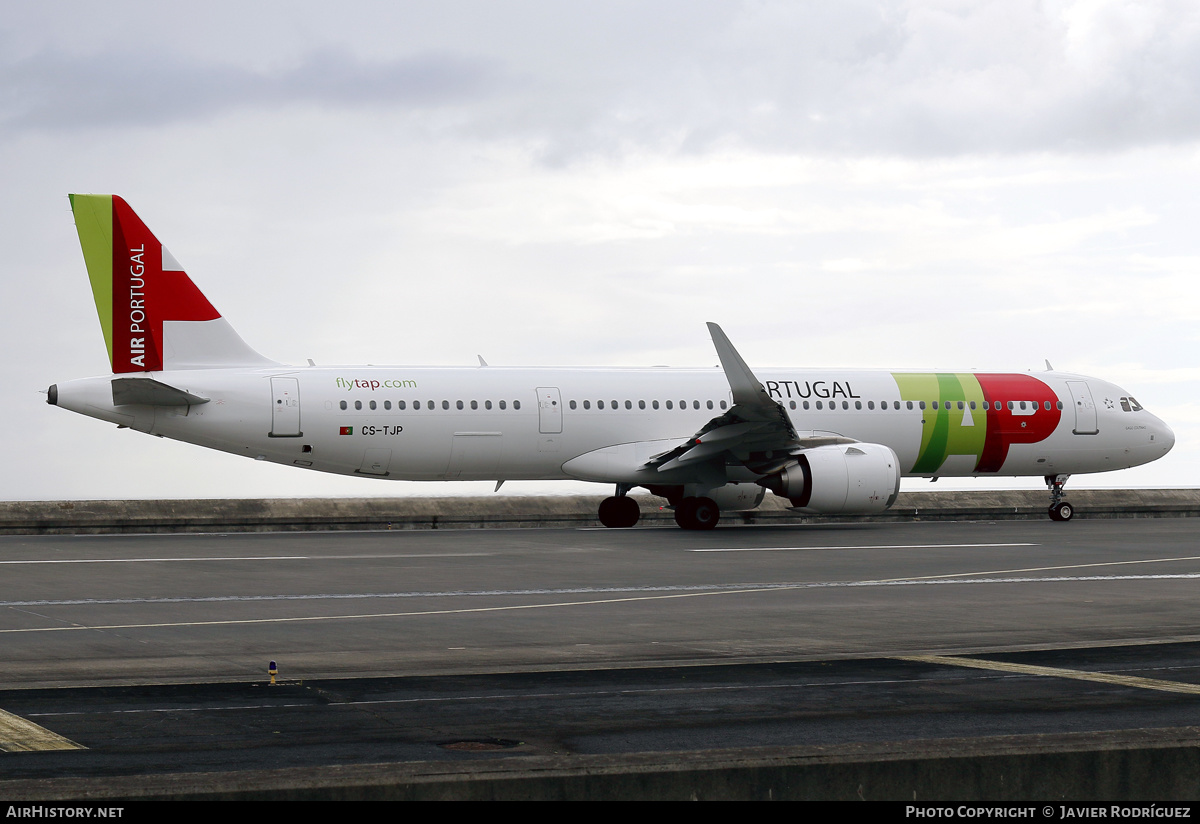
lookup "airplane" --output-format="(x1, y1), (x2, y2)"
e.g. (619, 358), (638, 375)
(48, 195), (1175, 529)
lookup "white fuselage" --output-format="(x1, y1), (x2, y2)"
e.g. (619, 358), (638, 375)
(51, 365), (1174, 485)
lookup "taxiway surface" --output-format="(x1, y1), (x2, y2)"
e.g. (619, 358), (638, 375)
(3, 518), (1200, 782)
(4, 518), (1200, 687)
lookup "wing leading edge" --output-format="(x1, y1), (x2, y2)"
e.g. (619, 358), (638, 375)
(643, 323), (854, 480)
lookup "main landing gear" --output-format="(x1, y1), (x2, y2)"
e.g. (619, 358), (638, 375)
(596, 488), (721, 530)
(674, 496), (720, 531)
(598, 487), (640, 528)
(1046, 474), (1074, 522)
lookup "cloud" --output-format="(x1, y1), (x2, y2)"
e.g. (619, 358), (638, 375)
(0, 48), (498, 133)
(6, 1), (1200, 158)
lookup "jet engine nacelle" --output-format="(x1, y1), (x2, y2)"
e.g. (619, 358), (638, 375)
(760, 443), (900, 515)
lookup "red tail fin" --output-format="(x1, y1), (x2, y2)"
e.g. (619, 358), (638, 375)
(71, 194), (274, 372)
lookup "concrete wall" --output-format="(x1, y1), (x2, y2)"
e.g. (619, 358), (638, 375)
(1, 489), (1198, 534)
(5, 727), (1200, 800)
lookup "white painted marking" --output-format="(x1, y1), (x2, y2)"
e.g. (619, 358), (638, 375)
(874, 554), (1200, 583)
(0, 552), (489, 565)
(4, 572), (1200, 634)
(691, 543), (1038, 552)
(29, 677), (921, 718)
(5, 565), (1200, 609)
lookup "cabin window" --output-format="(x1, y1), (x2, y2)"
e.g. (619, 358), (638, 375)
(816, 401), (823, 410)
(612, 400), (618, 409)
(354, 400), (362, 410)
(720, 400), (727, 409)
(569, 400), (577, 410)
(803, 401), (810, 410)
(339, 401), (347, 410)
(499, 400), (507, 410)
(583, 400), (591, 409)
(485, 400), (492, 410)
(1008, 401), (1014, 410)
(666, 400), (673, 409)
(919, 401), (926, 410)
(398, 400), (406, 410)
(625, 400), (632, 410)
(692, 400), (699, 410)
(514, 400), (521, 410)
(1044, 401), (1051, 411)
(638, 400), (645, 409)
(855, 401), (862, 410)
(369, 400), (377, 410)
(707, 400), (714, 410)
(1057, 401), (1064, 410)
(789, 400), (796, 410)
(868, 401), (874, 410)
(652, 400), (660, 409)
(598, 400), (605, 409)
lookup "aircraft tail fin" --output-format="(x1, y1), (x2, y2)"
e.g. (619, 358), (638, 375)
(69, 194), (276, 373)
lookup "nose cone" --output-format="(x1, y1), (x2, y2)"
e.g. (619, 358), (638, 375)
(1158, 417), (1176, 455)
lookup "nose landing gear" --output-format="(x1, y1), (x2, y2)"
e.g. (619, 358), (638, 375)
(1046, 474), (1074, 521)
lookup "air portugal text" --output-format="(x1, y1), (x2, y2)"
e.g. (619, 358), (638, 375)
(127, 244), (148, 368)
(765, 379), (860, 400)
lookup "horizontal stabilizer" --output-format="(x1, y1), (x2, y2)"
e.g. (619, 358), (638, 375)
(111, 377), (209, 407)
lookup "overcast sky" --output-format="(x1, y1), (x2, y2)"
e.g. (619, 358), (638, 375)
(3, 0), (1197, 500)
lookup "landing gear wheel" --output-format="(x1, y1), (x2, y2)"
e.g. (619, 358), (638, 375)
(674, 496), (720, 530)
(673, 497), (695, 529)
(598, 496), (640, 528)
(1045, 474), (1074, 522)
(1049, 502), (1074, 522)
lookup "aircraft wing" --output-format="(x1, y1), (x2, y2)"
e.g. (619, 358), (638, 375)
(643, 323), (854, 477)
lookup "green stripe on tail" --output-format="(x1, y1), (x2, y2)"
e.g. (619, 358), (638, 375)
(69, 194), (115, 370)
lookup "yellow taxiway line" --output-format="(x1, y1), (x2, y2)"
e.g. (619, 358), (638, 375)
(897, 654), (1200, 695)
(0, 708), (86, 752)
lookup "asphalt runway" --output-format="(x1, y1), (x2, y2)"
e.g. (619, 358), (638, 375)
(3, 517), (1200, 780)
